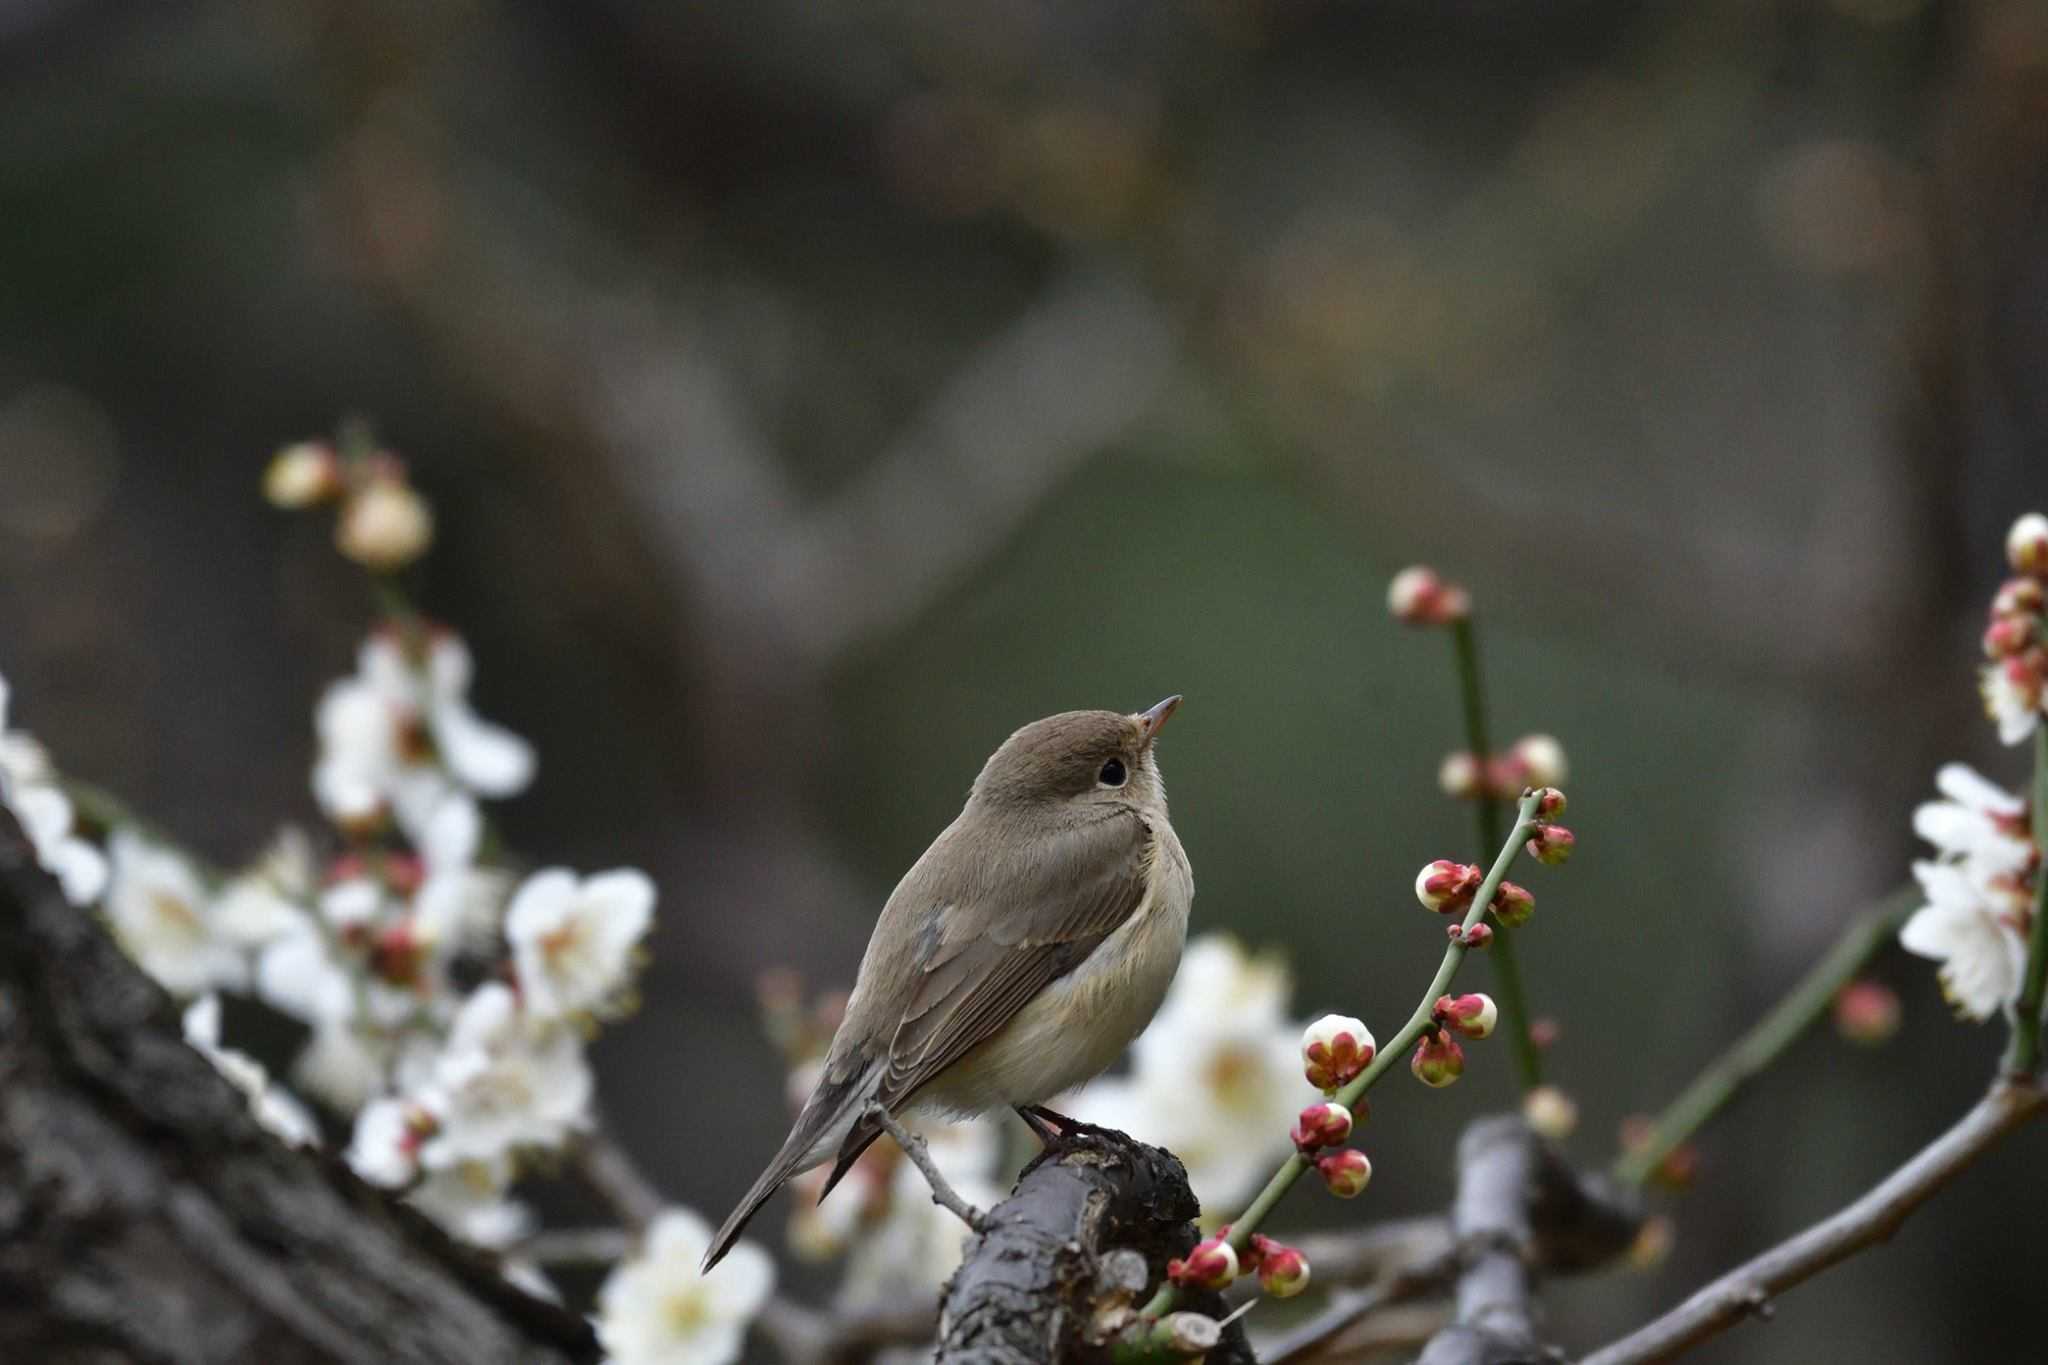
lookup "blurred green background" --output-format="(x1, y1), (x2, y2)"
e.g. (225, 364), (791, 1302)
(2, 0), (2045, 1359)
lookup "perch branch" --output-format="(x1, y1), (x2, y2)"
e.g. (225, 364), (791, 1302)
(1581, 1077), (2046, 1365)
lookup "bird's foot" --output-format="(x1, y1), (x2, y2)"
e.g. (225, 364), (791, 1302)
(1015, 1104), (1126, 1175)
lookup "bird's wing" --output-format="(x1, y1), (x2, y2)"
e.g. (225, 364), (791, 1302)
(818, 807), (1153, 1190)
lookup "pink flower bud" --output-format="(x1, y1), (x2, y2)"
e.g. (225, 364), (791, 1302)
(1530, 1016), (1562, 1048)
(1167, 1235), (1239, 1289)
(1316, 1147), (1373, 1197)
(1435, 992), (1497, 1039)
(1416, 860), (1482, 914)
(264, 441), (343, 508)
(1525, 824), (1576, 866)
(1491, 881), (1535, 928)
(1438, 751), (1486, 799)
(1250, 1236), (1312, 1298)
(1984, 615), (2038, 659)
(1522, 1084), (1579, 1139)
(1993, 576), (2047, 620)
(1387, 565), (1471, 625)
(1292, 1101), (1354, 1151)
(1619, 1117), (1699, 1189)
(1411, 1033), (1465, 1087)
(1833, 980), (1901, 1044)
(1511, 734), (1569, 788)
(2007, 512), (2048, 578)
(1533, 786), (1568, 819)
(1302, 1014), (1376, 1091)
(1451, 921), (1494, 949)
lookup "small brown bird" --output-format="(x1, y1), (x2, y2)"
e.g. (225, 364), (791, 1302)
(703, 697), (1192, 1272)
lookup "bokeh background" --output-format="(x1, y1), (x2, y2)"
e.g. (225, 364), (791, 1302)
(3, 0), (2045, 1359)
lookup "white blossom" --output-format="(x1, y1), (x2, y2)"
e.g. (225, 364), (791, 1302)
(405, 1156), (531, 1249)
(349, 1096), (426, 1187)
(1980, 660), (2043, 746)
(1912, 764), (2032, 875)
(415, 984), (593, 1167)
(311, 633), (534, 842)
(1901, 860), (2030, 1021)
(596, 1209), (774, 1365)
(506, 867), (655, 1020)
(256, 917), (358, 1026)
(104, 830), (247, 996)
(0, 675), (108, 906)
(293, 1020), (391, 1113)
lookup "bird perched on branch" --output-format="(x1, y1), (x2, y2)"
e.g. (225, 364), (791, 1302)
(704, 697), (1192, 1272)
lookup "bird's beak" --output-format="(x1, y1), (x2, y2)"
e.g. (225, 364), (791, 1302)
(1135, 694), (1182, 744)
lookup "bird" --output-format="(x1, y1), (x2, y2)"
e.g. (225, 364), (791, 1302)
(702, 696), (1192, 1273)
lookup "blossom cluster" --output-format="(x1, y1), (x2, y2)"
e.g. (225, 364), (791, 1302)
(0, 677), (108, 907)
(1899, 763), (2037, 1021)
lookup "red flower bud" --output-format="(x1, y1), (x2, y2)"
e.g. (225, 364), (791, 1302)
(1292, 1101), (1355, 1152)
(1993, 576), (2047, 620)
(1167, 1235), (1239, 1289)
(1451, 921), (1494, 949)
(1833, 980), (1901, 1044)
(1525, 824), (1575, 866)
(1301, 1014), (1376, 1092)
(1410, 1033), (1466, 1087)
(1985, 615), (2037, 659)
(1251, 1236), (1312, 1298)
(1316, 1147), (1373, 1198)
(1416, 860), (1482, 914)
(1388, 565), (1471, 625)
(1533, 786), (1568, 820)
(1491, 881), (1535, 928)
(1434, 992), (1498, 1039)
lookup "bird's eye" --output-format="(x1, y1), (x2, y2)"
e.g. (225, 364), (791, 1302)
(1099, 758), (1127, 787)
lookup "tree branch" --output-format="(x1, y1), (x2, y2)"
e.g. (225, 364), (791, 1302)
(1581, 1077), (2046, 1365)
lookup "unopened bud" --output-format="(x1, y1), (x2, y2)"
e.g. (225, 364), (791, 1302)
(1410, 1033), (1465, 1087)
(1533, 786), (1567, 819)
(1316, 1147), (1373, 1197)
(2008, 512), (2048, 578)
(1451, 921), (1494, 949)
(1628, 1215), (1676, 1271)
(1491, 881), (1535, 928)
(1526, 824), (1575, 865)
(1833, 980), (1901, 1044)
(1167, 1236), (1238, 1290)
(337, 476), (434, 572)
(1388, 565), (1471, 625)
(1292, 1101), (1354, 1151)
(264, 441), (343, 507)
(1511, 734), (1569, 788)
(1530, 1016), (1562, 1048)
(1993, 576), (2047, 620)
(1620, 1117), (1699, 1189)
(1250, 1236), (1312, 1298)
(1522, 1084), (1579, 1139)
(1302, 1014), (1376, 1091)
(1438, 751), (1486, 799)
(1985, 615), (2037, 659)
(1416, 860), (1481, 914)
(1435, 992), (1497, 1039)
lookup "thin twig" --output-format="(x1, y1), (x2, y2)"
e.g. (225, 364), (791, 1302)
(1581, 1077), (2046, 1365)
(1260, 1254), (1457, 1363)
(575, 1120), (667, 1232)
(1141, 788), (1550, 1321)
(1450, 616), (1543, 1091)
(513, 1227), (633, 1266)
(867, 1101), (988, 1232)
(1614, 884), (1921, 1186)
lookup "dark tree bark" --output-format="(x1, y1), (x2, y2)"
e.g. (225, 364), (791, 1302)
(936, 1132), (1255, 1365)
(0, 831), (599, 1365)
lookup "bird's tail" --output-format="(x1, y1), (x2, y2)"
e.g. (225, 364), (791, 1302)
(702, 1064), (878, 1274)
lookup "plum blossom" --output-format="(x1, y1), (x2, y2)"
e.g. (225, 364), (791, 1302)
(404, 1155), (532, 1249)
(506, 867), (655, 1020)
(1899, 765), (2037, 1021)
(349, 1096), (429, 1187)
(596, 1209), (774, 1365)
(1064, 935), (1310, 1217)
(414, 984), (594, 1167)
(312, 631), (534, 842)
(104, 830), (247, 996)
(0, 675), (108, 906)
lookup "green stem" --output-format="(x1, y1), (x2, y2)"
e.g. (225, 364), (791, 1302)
(1614, 884), (1920, 1187)
(1138, 789), (1547, 1319)
(1999, 725), (2048, 1077)
(1450, 617), (1542, 1091)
